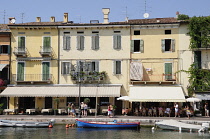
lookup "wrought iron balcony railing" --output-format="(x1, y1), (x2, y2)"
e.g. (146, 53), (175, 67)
(13, 47), (27, 56)
(39, 46), (52, 56)
(12, 74), (52, 83)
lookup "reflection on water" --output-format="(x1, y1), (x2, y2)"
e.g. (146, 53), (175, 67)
(0, 125), (210, 139)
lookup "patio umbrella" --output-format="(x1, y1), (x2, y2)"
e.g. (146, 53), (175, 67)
(117, 96), (130, 101)
(186, 97), (202, 103)
(186, 97), (202, 111)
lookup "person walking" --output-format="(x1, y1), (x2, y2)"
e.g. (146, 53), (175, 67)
(108, 104), (113, 118)
(204, 103), (209, 117)
(84, 103), (88, 117)
(174, 103), (179, 118)
(81, 102), (85, 116)
(67, 103), (71, 116)
(71, 103), (76, 117)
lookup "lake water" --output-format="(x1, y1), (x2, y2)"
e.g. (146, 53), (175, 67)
(0, 125), (210, 139)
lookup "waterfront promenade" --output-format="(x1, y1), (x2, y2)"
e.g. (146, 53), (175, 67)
(0, 115), (210, 126)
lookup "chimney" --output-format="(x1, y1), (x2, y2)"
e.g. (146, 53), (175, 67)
(50, 16), (55, 22)
(8, 17), (16, 24)
(102, 8), (110, 23)
(36, 17), (41, 22)
(63, 13), (68, 22)
(176, 11), (180, 18)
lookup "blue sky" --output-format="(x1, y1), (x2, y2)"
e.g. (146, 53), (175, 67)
(0, 0), (209, 24)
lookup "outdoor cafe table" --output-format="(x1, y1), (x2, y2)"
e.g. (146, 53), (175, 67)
(41, 109), (53, 114)
(26, 109), (37, 115)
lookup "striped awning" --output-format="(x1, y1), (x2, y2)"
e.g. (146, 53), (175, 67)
(129, 86), (186, 102)
(0, 86), (121, 97)
(0, 64), (7, 71)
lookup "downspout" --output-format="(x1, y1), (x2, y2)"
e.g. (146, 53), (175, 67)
(57, 26), (60, 84)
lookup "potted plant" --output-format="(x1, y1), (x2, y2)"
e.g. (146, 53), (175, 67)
(84, 98), (90, 104)
(112, 105), (117, 116)
(53, 98), (60, 115)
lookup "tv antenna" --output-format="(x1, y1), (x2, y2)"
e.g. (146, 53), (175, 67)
(143, 0), (149, 18)
(21, 13), (25, 23)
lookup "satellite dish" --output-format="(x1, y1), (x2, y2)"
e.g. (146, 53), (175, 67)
(143, 13), (149, 19)
(10, 19), (16, 23)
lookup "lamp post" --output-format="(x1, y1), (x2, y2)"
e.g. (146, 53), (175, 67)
(71, 61), (88, 118)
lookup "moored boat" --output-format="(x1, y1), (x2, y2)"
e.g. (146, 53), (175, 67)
(76, 119), (140, 128)
(0, 119), (55, 128)
(155, 120), (209, 132)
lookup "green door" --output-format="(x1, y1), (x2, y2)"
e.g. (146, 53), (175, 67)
(43, 37), (51, 52)
(17, 62), (24, 81)
(165, 63), (172, 80)
(42, 62), (50, 80)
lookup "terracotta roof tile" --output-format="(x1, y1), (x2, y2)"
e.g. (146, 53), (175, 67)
(0, 24), (10, 32)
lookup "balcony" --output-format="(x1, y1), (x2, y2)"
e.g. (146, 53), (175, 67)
(70, 71), (106, 83)
(13, 47), (27, 57)
(12, 74), (52, 84)
(39, 46), (52, 56)
(130, 73), (177, 85)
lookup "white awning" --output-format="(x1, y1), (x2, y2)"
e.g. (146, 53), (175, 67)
(0, 86), (121, 97)
(0, 64), (7, 71)
(196, 93), (210, 100)
(129, 86), (186, 102)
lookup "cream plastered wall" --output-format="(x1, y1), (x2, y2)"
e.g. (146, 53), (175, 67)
(178, 24), (192, 96)
(131, 26), (180, 81)
(59, 26), (131, 96)
(10, 28), (58, 84)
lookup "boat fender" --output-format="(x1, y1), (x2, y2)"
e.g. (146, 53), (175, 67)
(49, 123), (53, 128)
(66, 124), (69, 128)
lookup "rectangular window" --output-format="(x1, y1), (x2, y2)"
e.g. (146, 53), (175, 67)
(161, 39), (175, 52)
(86, 61), (99, 72)
(131, 40), (144, 53)
(92, 35), (99, 50)
(113, 35), (121, 49)
(165, 63), (172, 80)
(114, 60), (121, 74)
(114, 31), (121, 33)
(43, 37), (51, 52)
(17, 62), (25, 81)
(42, 62), (50, 80)
(134, 30), (140, 35)
(61, 62), (70, 74)
(77, 36), (84, 50)
(18, 32), (25, 34)
(63, 35), (71, 50)
(77, 31), (84, 34)
(44, 32), (51, 34)
(0, 45), (9, 54)
(18, 36), (25, 52)
(165, 30), (171, 34)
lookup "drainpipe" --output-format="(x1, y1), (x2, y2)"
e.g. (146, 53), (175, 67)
(58, 26), (60, 84)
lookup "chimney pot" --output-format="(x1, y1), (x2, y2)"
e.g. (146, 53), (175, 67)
(36, 17), (41, 22)
(8, 17), (16, 24)
(50, 16), (55, 22)
(102, 8), (110, 23)
(63, 13), (68, 22)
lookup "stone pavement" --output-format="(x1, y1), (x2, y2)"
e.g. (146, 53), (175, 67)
(0, 115), (210, 126)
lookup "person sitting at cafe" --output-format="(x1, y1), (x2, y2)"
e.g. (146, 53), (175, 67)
(164, 107), (171, 117)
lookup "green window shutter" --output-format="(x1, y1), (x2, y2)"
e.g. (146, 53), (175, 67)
(63, 36), (66, 50)
(171, 39), (175, 52)
(91, 36), (96, 50)
(131, 40), (134, 52)
(165, 63), (172, 80)
(17, 62), (24, 81)
(140, 40), (144, 53)
(113, 36), (118, 49)
(63, 35), (70, 50)
(113, 61), (116, 74)
(43, 37), (51, 52)
(95, 35), (99, 50)
(95, 61), (99, 72)
(117, 35), (121, 49)
(7, 45), (10, 54)
(61, 62), (64, 74)
(42, 62), (50, 80)
(161, 39), (165, 52)
(18, 37), (25, 49)
(81, 36), (84, 50)
(77, 36), (80, 50)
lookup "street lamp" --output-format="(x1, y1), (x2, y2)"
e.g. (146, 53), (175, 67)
(71, 61), (89, 118)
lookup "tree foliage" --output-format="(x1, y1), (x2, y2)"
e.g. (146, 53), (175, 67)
(177, 14), (189, 20)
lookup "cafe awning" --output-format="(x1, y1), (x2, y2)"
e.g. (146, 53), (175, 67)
(0, 86), (121, 97)
(195, 93), (210, 100)
(129, 86), (186, 102)
(0, 64), (7, 71)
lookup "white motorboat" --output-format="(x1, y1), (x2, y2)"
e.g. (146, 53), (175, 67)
(0, 119), (55, 128)
(155, 120), (209, 132)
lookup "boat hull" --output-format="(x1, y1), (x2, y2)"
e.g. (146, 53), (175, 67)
(0, 119), (54, 128)
(76, 119), (140, 128)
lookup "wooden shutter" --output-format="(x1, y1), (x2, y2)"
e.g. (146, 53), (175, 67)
(165, 63), (172, 80)
(63, 35), (70, 50)
(81, 36), (84, 50)
(171, 39), (175, 52)
(95, 35), (99, 50)
(140, 40), (144, 53)
(161, 39), (165, 52)
(77, 36), (80, 50)
(131, 40), (134, 52)
(116, 61), (121, 74)
(117, 35), (121, 49)
(7, 45), (10, 54)
(92, 36), (95, 50)
(113, 35), (118, 49)
(61, 62), (64, 74)
(95, 61), (99, 72)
